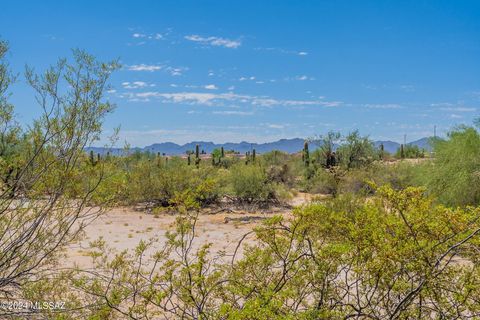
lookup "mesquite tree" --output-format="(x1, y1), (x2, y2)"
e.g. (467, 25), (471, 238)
(0, 41), (118, 309)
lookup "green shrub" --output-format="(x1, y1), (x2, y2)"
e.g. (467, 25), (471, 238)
(345, 162), (425, 193)
(337, 168), (374, 195)
(228, 163), (274, 204)
(260, 150), (290, 166)
(112, 156), (222, 207)
(304, 161), (426, 196)
(336, 130), (378, 169)
(304, 168), (337, 194)
(426, 125), (480, 206)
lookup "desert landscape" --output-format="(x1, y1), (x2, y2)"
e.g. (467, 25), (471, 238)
(1, 1), (480, 319)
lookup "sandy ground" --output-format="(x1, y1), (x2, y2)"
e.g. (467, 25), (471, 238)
(66, 193), (313, 268)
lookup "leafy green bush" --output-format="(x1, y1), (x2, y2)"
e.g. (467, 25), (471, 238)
(336, 130), (378, 169)
(261, 151), (304, 188)
(109, 156), (223, 207)
(426, 125), (480, 206)
(344, 162), (426, 192)
(228, 163), (275, 204)
(304, 168), (338, 194)
(304, 161), (427, 196)
(260, 150), (290, 166)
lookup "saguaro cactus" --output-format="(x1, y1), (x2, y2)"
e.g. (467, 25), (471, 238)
(303, 141), (310, 167)
(221, 146), (225, 158)
(187, 153), (191, 166)
(156, 152), (161, 167)
(400, 144), (405, 159)
(89, 150), (96, 166)
(195, 144), (201, 168)
(245, 151), (250, 165)
(252, 149), (256, 162)
(97, 153), (101, 163)
(379, 143), (384, 160)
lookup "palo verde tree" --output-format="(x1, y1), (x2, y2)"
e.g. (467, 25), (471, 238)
(427, 123), (480, 206)
(308, 131), (377, 196)
(336, 130), (377, 169)
(0, 40), (118, 314)
(313, 131), (341, 168)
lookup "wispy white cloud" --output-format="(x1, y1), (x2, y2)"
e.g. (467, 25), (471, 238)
(431, 103), (477, 112)
(267, 124), (285, 129)
(122, 91), (341, 108)
(212, 110), (254, 116)
(282, 99), (340, 107)
(430, 102), (455, 107)
(255, 47), (309, 56)
(239, 76), (255, 81)
(122, 81), (155, 89)
(240, 75), (314, 83)
(128, 31), (166, 46)
(450, 114), (463, 119)
(285, 75), (315, 81)
(166, 66), (188, 76)
(468, 91), (480, 100)
(184, 34), (241, 48)
(296, 75), (309, 81)
(42, 34), (59, 41)
(400, 84), (415, 92)
(126, 64), (188, 76)
(440, 107), (476, 112)
(132, 32), (164, 40)
(133, 92), (223, 105)
(127, 64), (163, 72)
(362, 84), (416, 92)
(363, 103), (403, 109)
(204, 84), (218, 90)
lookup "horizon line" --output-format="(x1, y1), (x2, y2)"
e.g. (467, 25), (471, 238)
(91, 135), (437, 149)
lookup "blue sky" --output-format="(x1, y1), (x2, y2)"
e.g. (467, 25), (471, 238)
(1, 0), (480, 146)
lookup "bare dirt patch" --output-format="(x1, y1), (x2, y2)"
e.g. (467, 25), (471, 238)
(66, 193), (315, 268)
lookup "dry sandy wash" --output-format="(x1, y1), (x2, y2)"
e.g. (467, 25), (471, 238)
(66, 193), (315, 268)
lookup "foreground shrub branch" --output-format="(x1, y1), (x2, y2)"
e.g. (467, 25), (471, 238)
(0, 41), (118, 313)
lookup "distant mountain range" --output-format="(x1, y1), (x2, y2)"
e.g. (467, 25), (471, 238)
(86, 137), (434, 156)
(374, 137), (433, 154)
